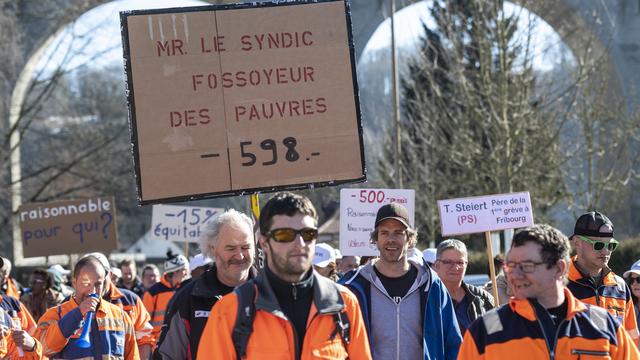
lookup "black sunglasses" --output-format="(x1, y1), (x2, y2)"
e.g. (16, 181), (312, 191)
(267, 228), (318, 243)
(629, 276), (640, 285)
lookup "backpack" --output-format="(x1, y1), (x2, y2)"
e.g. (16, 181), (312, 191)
(232, 282), (351, 360)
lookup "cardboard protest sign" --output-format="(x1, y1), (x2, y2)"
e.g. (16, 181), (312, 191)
(18, 197), (118, 257)
(121, 0), (365, 204)
(340, 189), (415, 256)
(437, 192), (534, 236)
(151, 204), (222, 243)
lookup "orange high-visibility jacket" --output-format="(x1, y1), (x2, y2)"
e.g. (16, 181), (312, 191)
(0, 294), (36, 333)
(34, 298), (139, 359)
(458, 288), (640, 359)
(5, 277), (21, 299)
(196, 271), (372, 360)
(567, 256), (639, 343)
(143, 276), (180, 347)
(106, 282), (154, 346)
(0, 307), (42, 359)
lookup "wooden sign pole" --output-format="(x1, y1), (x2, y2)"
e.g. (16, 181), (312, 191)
(485, 231), (500, 306)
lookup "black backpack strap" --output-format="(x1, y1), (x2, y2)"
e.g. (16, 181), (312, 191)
(232, 282), (256, 360)
(331, 311), (351, 350)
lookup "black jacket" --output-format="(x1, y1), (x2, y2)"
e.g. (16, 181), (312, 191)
(461, 281), (495, 323)
(116, 276), (145, 298)
(155, 264), (258, 360)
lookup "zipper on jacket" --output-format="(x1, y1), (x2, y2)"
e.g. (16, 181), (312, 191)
(571, 349), (610, 357)
(535, 315), (566, 360)
(396, 304), (400, 360)
(288, 316), (301, 360)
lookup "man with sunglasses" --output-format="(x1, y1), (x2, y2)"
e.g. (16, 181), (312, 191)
(459, 224), (640, 359)
(341, 203), (462, 360)
(566, 211), (639, 344)
(197, 192), (371, 359)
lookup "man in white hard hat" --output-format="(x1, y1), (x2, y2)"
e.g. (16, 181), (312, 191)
(313, 243), (339, 281)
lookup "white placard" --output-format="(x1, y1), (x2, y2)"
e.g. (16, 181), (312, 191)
(437, 192), (534, 236)
(340, 188), (415, 256)
(151, 205), (223, 243)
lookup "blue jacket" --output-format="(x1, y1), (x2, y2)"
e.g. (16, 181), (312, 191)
(340, 260), (461, 360)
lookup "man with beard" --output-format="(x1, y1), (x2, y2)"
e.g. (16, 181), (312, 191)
(155, 209), (258, 360)
(341, 203), (462, 360)
(458, 224), (640, 359)
(566, 211), (639, 344)
(117, 259), (145, 298)
(197, 192), (371, 359)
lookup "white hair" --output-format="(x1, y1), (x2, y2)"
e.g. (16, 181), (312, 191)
(436, 239), (468, 259)
(199, 209), (254, 258)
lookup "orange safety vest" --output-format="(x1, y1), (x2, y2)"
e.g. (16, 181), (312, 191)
(143, 276), (180, 347)
(0, 294), (36, 333)
(106, 282), (154, 346)
(0, 307), (42, 359)
(34, 298), (139, 359)
(196, 271), (371, 360)
(567, 256), (639, 343)
(458, 288), (640, 359)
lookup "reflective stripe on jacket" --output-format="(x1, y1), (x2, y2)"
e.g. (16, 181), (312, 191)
(0, 307), (42, 359)
(106, 282), (154, 346)
(34, 298), (139, 359)
(567, 256), (639, 342)
(458, 288), (640, 359)
(143, 276), (179, 347)
(196, 270), (372, 360)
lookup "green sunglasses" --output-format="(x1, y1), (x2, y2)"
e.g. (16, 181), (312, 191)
(577, 235), (619, 252)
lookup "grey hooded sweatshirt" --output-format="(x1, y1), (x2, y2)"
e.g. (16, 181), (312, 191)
(355, 260), (428, 360)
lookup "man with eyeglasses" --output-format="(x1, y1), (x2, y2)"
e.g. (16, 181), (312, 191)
(458, 224), (640, 359)
(433, 239), (494, 334)
(197, 192), (371, 359)
(341, 203), (462, 360)
(566, 211), (639, 344)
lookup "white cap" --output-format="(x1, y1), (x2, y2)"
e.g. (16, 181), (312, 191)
(422, 248), (437, 265)
(81, 252), (111, 273)
(189, 254), (213, 270)
(313, 243), (337, 267)
(0, 257), (11, 275)
(623, 259), (640, 278)
(48, 264), (71, 276)
(334, 248), (343, 260)
(111, 267), (122, 278)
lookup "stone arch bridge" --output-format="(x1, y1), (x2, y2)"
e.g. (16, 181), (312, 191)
(3, 0), (640, 264)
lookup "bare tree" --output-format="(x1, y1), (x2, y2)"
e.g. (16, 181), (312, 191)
(377, 0), (640, 244)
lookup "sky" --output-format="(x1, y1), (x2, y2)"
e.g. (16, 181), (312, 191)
(36, 0), (573, 77)
(363, 1), (573, 72)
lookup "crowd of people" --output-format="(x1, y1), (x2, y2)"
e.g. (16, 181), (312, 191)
(0, 192), (639, 359)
